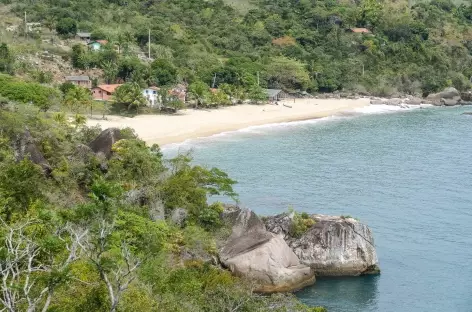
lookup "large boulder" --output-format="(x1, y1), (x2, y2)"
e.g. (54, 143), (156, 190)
(426, 87), (461, 106)
(88, 128), (122, 159)
(219, 206), (315, 293)
(13, 129), (51, 174)
(264, 213), (380, 277)
(441, 98), (460, 106)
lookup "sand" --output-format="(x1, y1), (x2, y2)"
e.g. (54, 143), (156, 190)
(86, 98), (370, 146)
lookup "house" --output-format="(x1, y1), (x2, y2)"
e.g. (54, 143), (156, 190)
(266, 89), (288, 101)
(77, 32), (92, 42)
(88, 40), (108, 51)
(65, 75), (91, 89)
(92, 84), (122, 101)
(347, 28), (371, 34)
(143, 87), (160, 107)
(169, 84), (187, 103)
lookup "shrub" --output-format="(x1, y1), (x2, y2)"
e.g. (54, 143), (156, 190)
(289, 210), (315, 238)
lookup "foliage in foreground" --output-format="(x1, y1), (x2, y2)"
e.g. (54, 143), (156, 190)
(0, 105), (324, 311)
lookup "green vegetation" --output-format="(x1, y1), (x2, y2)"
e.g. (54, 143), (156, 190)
(0, 74), (59, 110)
(3, 0), (472, 98)
(0, 103), (325, 311)
(289, 209), (316, 238)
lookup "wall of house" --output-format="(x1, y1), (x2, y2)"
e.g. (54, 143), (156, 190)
(143, 89), (159, 107)
(92, 88), (112, 101)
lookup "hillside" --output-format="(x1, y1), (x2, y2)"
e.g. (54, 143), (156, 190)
(2, 0), (472, 98)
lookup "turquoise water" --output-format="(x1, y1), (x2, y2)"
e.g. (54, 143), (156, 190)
(163, 105), (472, 312)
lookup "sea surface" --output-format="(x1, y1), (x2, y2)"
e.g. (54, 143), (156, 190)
(163, 105), (472, 312)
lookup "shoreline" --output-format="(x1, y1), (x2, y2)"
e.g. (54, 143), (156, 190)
(86, 98), (371, 146)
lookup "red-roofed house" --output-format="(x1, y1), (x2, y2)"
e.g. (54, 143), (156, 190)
(92, 84), (122, 101)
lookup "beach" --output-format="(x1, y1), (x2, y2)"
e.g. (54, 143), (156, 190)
(86, 98), (370, 145)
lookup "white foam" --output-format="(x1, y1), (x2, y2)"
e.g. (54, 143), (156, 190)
(162, 104), (428, 152)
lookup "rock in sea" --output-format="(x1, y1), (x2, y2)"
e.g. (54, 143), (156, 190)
(219, 206), (315, 293)
(264, 213), (380, 276)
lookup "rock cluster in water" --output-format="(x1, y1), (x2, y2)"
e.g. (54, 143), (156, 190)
(370, 87), (472, 107)
(218, 206), (380, 293)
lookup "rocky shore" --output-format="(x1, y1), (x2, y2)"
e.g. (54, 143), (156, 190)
(218, 206), (380, 293)
(314, 87), (472, 107)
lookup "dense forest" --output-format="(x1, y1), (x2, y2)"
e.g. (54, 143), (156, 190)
(3, 0), (472, 98)
(0, 103), (328, 311)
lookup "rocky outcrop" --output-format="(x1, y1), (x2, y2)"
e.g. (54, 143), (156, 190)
(13, 129), (51, 174)
(219, 206), (315, 293)
(264, 213), (380, 277)
(171, 208), (188, 227)
(88, 128), (122, 159)
(426, 87), (461, 106)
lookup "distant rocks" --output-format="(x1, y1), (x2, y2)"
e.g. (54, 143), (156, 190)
(462, 112), (472, 115)
(219, 206), (315, 293)
(264, 213), (380, 276)
(369, 87), (472, 107)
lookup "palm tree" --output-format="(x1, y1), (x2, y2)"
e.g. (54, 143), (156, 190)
(188, 81), (210, 108)
(73, 114), (87, 129)
(64, 87), (93, 114)
(113, 83), (148, 114)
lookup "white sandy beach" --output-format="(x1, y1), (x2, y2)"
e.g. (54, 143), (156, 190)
(86, 98), (370, 145)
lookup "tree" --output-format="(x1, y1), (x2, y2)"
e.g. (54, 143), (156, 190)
(113, 83), (148, 113)
(64, 87), (93, 114)
(56, 18), (77, 37)
(188, 81), (210, 108)
(0, 219), (88, 312)
(266, 57), (310, 91)
(102, 61), (119, 84)
(0, 43), (14, 74)
(150, 59), (178, 86)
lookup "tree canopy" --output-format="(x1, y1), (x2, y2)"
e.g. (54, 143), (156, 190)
(8, 0), (472, 96)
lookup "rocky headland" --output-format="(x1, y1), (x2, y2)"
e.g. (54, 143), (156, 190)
(218, 205), (380, 293)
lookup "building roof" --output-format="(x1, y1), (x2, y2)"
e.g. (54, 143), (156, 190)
(96, 84), (122, 93)
(77, 32), (91, 38)
(348, 28), (371, 34)
(65, 75), (90, 81)
(266, 89), (282, 97)
(88, 40), (108, 45)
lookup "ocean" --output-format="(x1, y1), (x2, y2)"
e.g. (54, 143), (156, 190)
(163, 105), (472, 312)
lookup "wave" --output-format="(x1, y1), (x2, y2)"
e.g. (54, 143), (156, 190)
(161, 104), (428, 153)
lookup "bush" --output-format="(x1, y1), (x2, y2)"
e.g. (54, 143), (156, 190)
(56, 18), (77, 37)
(0, 74), (60, 110)
(289, 210), (315, 238)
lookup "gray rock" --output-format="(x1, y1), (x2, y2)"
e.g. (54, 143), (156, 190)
(88, 128), (122, 159)
(370, 98), (402, 106)
(440, 87), (460, 99)
(427, 87), (461, 106)
(405, 97), (423, 105)
(219, 206), (315, 293)
(462, 112), (472, 115)
(460, 91), (472, 102)
(171, 208), (188, 227)
(441, 98), (460, 106)
(13, 129), (51, 174)
(264, 213), (380, 276)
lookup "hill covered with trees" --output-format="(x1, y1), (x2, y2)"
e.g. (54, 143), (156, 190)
(2, 0), (472, 98)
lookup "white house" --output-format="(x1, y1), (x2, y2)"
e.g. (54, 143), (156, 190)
(143, 87), (160, 108)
